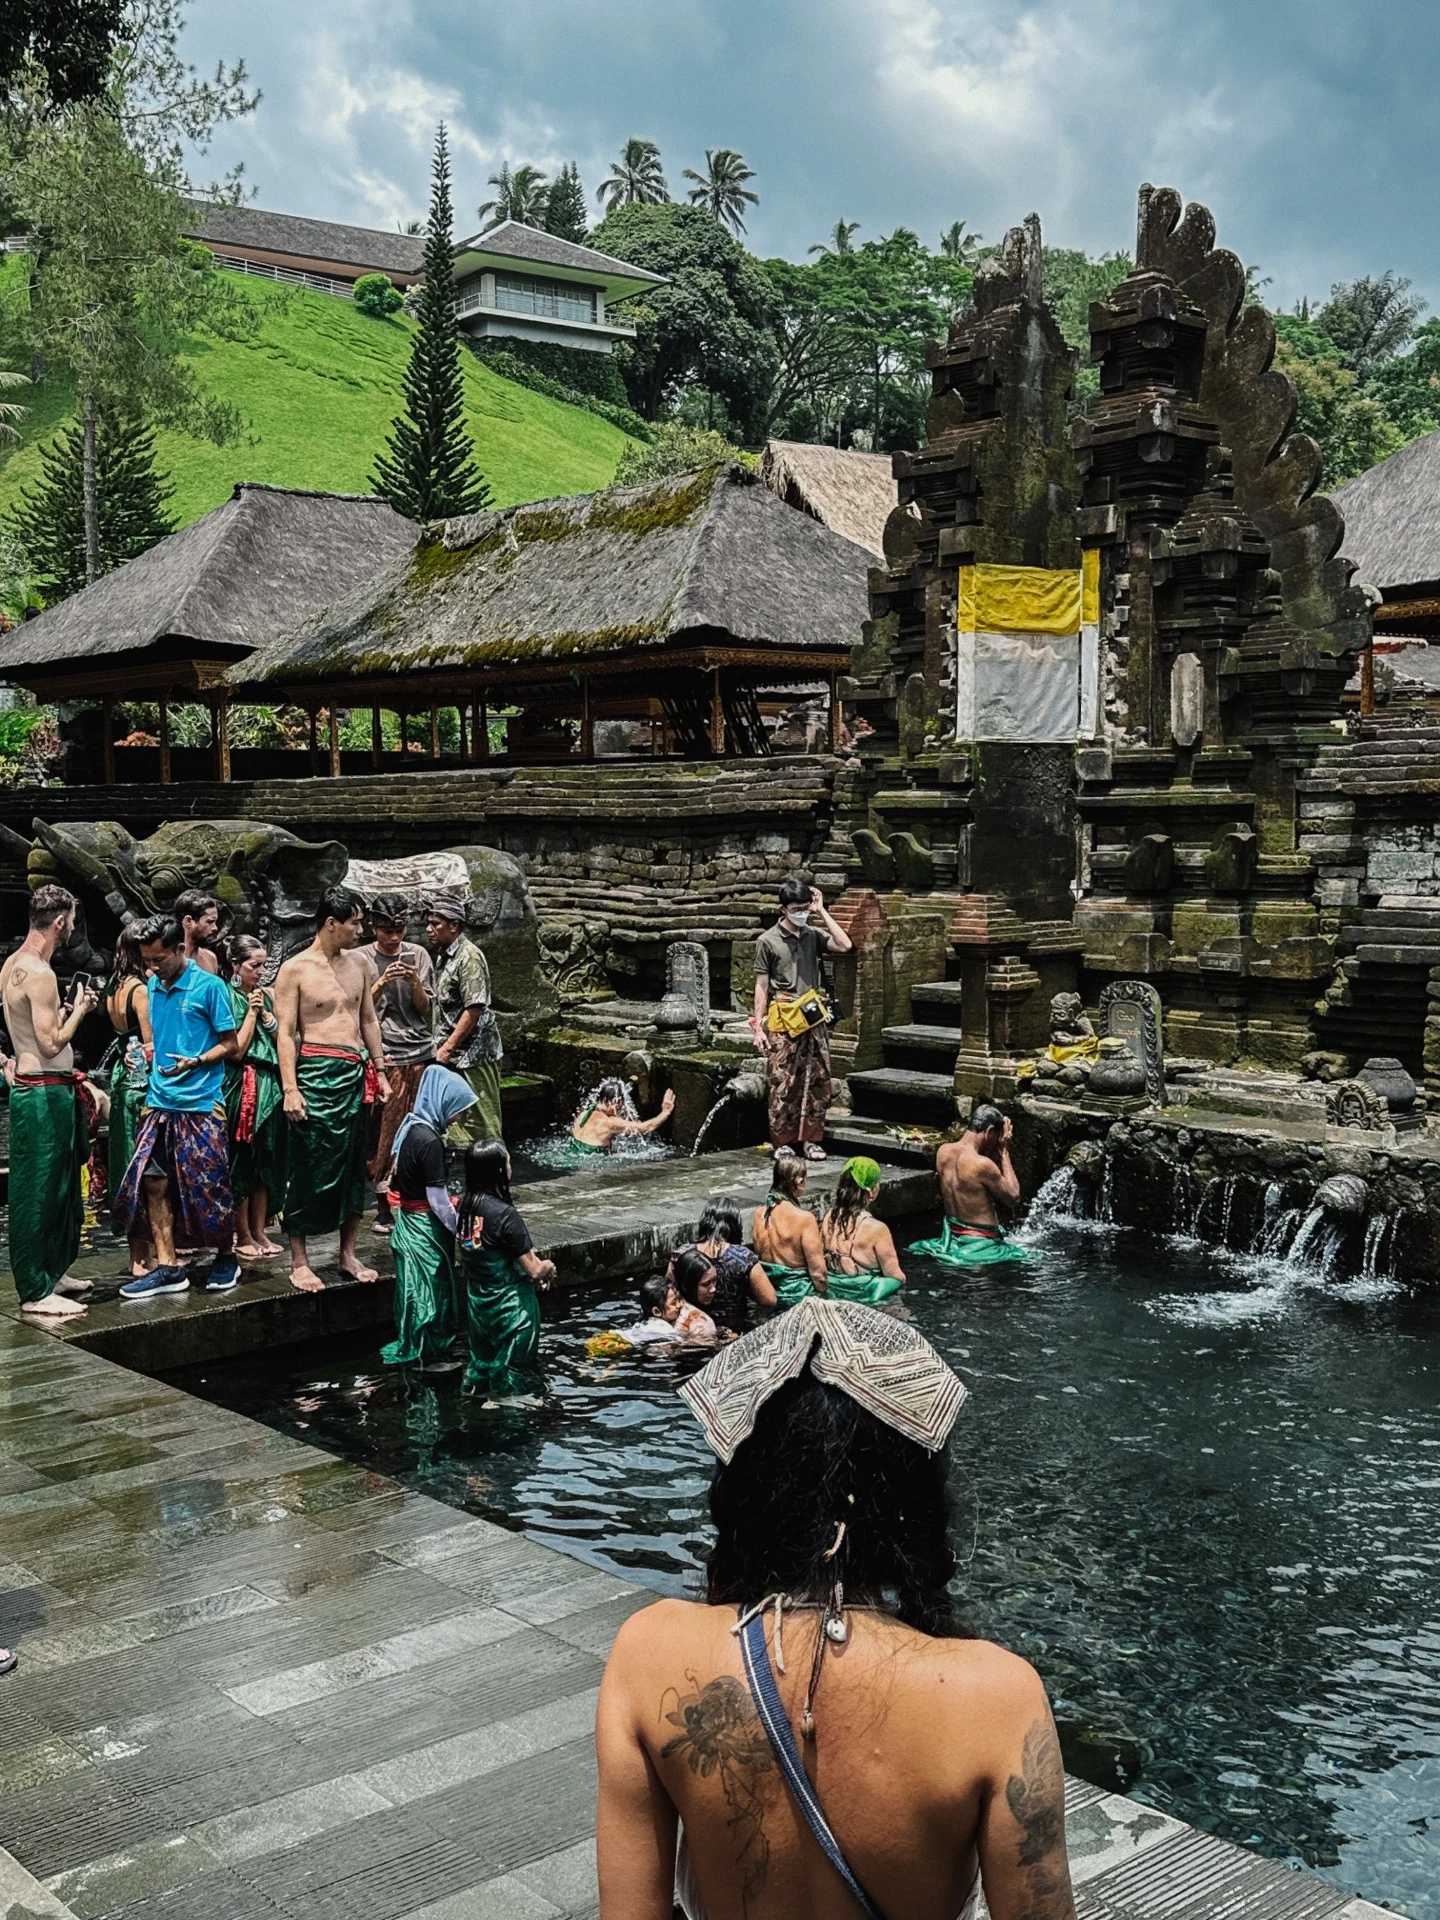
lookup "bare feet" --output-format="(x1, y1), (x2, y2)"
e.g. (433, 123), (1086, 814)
(339, 1262), (379, 1285)
(290, 1265), (326, 1293)
(21, 1292), (87, 1320)
(256, 1237), (284, 1258)
(54, 1274), (93, 1297)
(236, 1241), (265, 1262)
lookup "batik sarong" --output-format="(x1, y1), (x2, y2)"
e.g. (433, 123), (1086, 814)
(8, 1072), (86, 1303)
(224, 987), (286, 1206)
(767, 1025), (831, 1148)
(108, 1040), (150, 1203)
(907, 1218), (1029, 1267)
(282, 1044), (372, 1236)
(382, 1198), (457, 1367)
(368, 1063), (427, 1184)
(445, 1060), (503, 1148)
(114, 1108), (235, 1250)
(461, 1241), (542, 1396)
(761, 1261), (902, 1308)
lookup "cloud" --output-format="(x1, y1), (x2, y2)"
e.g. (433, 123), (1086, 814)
(177, 0), (1440, 312)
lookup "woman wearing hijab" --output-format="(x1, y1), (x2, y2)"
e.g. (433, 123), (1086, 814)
(380, 1063), (477, 1368)
(456, 1139), (556, 1399)
(597, 1300), (1075, 1920)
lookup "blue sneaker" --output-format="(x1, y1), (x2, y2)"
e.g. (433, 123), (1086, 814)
(203, 1259), (239, 1293)
(120, 1266), (189, 1301)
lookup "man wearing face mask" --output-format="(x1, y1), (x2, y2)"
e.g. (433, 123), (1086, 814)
(752, 876), (851, 1160)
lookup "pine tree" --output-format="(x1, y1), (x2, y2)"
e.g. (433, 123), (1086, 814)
(544, 163), (588, 244)
(5, 406), (175, 602)
(372, 125), (490, 521)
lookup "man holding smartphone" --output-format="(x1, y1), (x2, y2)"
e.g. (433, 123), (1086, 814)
(358, 893), (434, 1232)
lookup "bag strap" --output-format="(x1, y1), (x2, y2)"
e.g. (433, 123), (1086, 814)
(737, 1613), (888, 1920)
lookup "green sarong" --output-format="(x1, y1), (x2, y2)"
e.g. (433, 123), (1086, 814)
(907, 1219), (1029, 1267)
(108, 1043), (148, 1202)
(224, 991), (287, 1206)
(445, 1060), (503, 1147)
(8, 1074), (86, 1304)
(382, 1205), (456, 1367)
(282, 1048), (369, 1235)
(762, 1261), (903, 1309)
(461, 1240), (541, 1396)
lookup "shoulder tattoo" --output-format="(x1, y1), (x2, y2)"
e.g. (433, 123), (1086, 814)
(1005, 1715), (1069, 1890)
(661, 1669), (774, 1906)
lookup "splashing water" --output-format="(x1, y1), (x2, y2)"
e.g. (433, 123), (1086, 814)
(690, 1092), (732, 1157)
(521, 1080), (673, 1172)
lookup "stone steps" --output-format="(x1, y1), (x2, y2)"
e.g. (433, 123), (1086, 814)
(910, 980), (966, 1023)
(881, 1022), (967, 1053)
(823, 1114), (939, 1166)
(846, 1065), (957, 1124)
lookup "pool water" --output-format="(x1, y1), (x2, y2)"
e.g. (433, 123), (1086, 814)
(163, 1217), (1440, 1917)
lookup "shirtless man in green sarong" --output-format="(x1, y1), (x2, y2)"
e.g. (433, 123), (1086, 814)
(276, 885), (389, 1293)
(911, 1105), (1028, 1268)
(0, 884), (98, 1320)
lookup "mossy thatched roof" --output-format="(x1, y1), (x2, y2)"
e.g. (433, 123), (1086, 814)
(1, 484), (416, 683)
(233, 463), (871, 690)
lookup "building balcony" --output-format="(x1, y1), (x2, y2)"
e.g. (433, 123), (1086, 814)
(452, 285), (636, 349)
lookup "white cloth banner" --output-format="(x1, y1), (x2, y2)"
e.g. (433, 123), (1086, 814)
(956, 629), (1080, 743)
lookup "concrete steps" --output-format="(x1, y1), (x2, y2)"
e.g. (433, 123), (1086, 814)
(846, 1065), (957, 1125)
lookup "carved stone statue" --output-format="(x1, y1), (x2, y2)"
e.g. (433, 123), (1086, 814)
(657, 940), (712, 1042)
(1098, 980), (1165, 1103)
(1018, 991), (1101, 1089)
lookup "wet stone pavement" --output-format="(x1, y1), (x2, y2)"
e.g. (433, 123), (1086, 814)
(0, 1153), (1404, 1919)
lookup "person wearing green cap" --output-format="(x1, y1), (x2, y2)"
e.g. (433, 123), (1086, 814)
(819, 1156), (906, 1300)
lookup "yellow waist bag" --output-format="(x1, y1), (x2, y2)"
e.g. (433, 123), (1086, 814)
(766, 987), (832, 1037)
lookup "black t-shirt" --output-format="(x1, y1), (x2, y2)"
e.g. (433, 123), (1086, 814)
(395, 1123), (446, 1202)
(463, 1193), (533, 1260)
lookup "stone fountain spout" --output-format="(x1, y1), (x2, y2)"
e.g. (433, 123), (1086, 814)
(1314, 1174), (1369, 1217)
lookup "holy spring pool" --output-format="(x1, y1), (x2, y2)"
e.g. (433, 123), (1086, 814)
(165, 1212), (1440, 1919)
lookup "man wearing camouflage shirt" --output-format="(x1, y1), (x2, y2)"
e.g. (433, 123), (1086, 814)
(426, 894), (502, 1144)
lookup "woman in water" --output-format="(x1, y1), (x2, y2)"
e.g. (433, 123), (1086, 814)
(224, 936), (287, 1261)
(571, 1078), (676, 1156)
(820, 1156), (906, 1291)
(670, 1197), (776, 1333)
(670, 1246), (732, 1345)
(597, 1299), (1074, 1919)
(381, 1063), (477, 1369)
(105, 926), (153, 1274)
(457, 1138), (557, 1398)
(752, 1150), (900, 1307)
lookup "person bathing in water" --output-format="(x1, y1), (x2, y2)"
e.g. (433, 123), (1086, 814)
(753, 1150), (902, 1307)
(910, 1105), (1027, 1268)
(571, 1077), (675, 1154)
(820, 1156), (906, 1290)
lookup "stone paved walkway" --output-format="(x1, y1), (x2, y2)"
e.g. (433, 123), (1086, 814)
(0, 1235), (1399, 1918)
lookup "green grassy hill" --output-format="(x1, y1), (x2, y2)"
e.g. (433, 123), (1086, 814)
(0, 267), (636, 526)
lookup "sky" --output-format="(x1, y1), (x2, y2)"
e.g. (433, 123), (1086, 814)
(180, 0), (1438, 313)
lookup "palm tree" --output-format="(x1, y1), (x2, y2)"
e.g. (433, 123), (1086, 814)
(939, 220), (982, 264)
(396, 217), (425, 235)
(477, 162), (550, 230)
(808, 219), (860, 258)
(596, 137), (668, 212)
(0, 366), (29, 445)
(682, 148), (759, 234)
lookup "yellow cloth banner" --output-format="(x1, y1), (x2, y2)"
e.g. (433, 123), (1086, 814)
(1082, 547), (1100, 627)
(957, 562), (1083, 636)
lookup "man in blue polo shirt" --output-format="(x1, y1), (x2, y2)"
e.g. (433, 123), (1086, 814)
(113, 916), (241, 1299)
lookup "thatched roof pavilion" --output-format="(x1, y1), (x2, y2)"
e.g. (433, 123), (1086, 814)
(0, 484), (415, 780)
(1336, 425), (1440, 635)
(760, 439), (897, 559)
(233, 463), (868, 758)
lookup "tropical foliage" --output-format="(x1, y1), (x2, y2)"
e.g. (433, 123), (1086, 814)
(682, 148), (759, 235)
(4, 403), (175, 600)
(612, 421), (741, 487)
(372, 125), (491, 521)
(477, 160), (549, 230)
(596, 136), (667, 211)
(1274, 275), (1437, 483)
(352, 272), (403, 319)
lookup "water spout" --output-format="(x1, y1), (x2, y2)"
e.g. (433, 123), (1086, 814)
(691, 1093), (733, 1157)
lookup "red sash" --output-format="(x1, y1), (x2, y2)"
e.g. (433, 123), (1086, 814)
(386, 1191), (431, 1213)
(235, 1064), (259, 1143)
(299, 1042), (380, 1105)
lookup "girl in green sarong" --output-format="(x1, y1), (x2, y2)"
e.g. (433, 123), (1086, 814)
(104, 927), (153, 1275)
(750, 1149), (902, 1309)
(224, 937), (287, 1261)
(380, 1064), (478, 1368)
(456, 1138), (557, 1400)
(818, 1155), (905, 1305)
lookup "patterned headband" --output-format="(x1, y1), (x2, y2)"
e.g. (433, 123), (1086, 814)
(678, 1298), (967, 1463)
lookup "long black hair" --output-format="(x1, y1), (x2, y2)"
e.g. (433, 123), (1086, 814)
(671, 1245), (717, 1307)
(698, 1197), (743, 1246)
(457, 1138), (512, 1239)
(706, 1369), (966, 1640)
(110, 923), (146, 992)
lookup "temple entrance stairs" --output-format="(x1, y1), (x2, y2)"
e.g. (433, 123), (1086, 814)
(826, 979), (963, 1164)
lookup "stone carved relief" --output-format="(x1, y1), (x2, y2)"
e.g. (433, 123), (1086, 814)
(1324, 1080), (1389, 1132)
(538, 918), (611, 1003)
(1098, 979), (1166, 1104)
(657, 940), (712, 1041)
